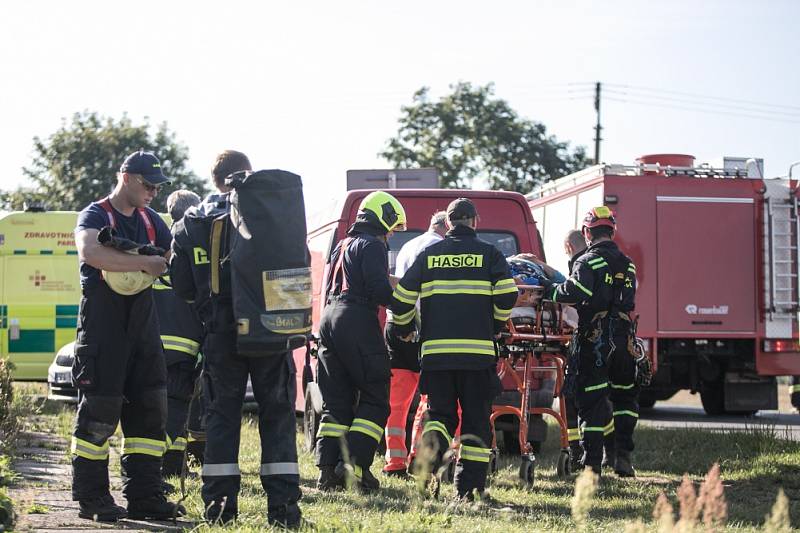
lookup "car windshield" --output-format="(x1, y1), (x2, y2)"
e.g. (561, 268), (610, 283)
(387, 230), (519, 274)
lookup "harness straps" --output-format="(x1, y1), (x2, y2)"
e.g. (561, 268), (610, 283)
(329, 237), (353, 296)
(98, 197), (156, 245)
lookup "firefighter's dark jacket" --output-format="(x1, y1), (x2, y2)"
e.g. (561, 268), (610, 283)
(153, 274), (204, 366)
(547, 240), (636, 328)
(170, 193), (233, 332)
(326, 216), (393, 307)
(389, 225), (517, 372)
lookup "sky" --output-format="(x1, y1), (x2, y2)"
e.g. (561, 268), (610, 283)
(1, 0), (799, 210)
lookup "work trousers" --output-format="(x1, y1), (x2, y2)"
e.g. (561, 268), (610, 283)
(71, 282), (167, 502)
(419, 367), (500, 498)
(383, 327), (420, 472)
(605, 339), (639, 459)
(201, 332), (300, 520)
(315, 300), (391, 472)
(163, 357), (202, 477)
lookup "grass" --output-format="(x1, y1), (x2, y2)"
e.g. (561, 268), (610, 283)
(17, 383), (800, 531)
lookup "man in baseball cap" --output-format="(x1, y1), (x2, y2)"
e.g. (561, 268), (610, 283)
(446, 197), (478, 221)
(120, 150), (171, 186)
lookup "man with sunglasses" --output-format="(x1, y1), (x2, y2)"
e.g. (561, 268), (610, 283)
(71, 150), (184, 521)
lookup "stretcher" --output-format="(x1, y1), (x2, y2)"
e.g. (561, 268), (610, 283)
(405, 286), (574, 486)
(489, 285), (573, 486)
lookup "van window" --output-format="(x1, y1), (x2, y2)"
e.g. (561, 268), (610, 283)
(387, 230), (519, 274)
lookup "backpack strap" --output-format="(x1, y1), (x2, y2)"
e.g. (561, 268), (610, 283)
(209, 217), (226, 295)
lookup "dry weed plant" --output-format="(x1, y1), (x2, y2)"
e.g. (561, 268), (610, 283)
(571, 468), (598, 531)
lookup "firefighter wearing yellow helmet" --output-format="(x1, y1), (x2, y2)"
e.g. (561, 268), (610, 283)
(314, 190), (405, 493)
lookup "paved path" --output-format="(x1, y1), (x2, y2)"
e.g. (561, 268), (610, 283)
(7, 426), (194, 532)
(638, 385), (800, 440)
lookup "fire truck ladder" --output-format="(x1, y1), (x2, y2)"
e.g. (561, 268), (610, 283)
(765, 195), (800, 318)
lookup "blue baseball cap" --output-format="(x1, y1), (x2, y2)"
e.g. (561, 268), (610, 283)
(120, 150), (171, 185)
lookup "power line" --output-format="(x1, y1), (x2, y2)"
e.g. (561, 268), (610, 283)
(603, 88), (800, 118)
(604, 82), (800, 113)
(604, 95), (800, 124)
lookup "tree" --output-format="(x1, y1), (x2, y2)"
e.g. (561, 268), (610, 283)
(13, 111), (207, 212)
(381, 82), (588, 193)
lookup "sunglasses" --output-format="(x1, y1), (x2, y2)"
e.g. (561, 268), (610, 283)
(135, 176), (162, 194)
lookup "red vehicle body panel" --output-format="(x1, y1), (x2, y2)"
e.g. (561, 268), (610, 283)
(292, 189), (543, 412)
(528, 168), (800, 385)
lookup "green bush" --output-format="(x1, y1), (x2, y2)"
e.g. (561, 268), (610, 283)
(0, 487), (14, 531)
(0, 359), (15, 450)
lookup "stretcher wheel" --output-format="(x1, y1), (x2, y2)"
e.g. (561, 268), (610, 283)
(518, 456), (535, 486)
(556, 450), (571, 478)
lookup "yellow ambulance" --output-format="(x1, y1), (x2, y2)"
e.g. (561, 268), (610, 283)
(0, 210), (81, 380)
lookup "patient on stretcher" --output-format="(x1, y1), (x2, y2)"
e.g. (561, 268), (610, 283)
(507, 254), (578, 330)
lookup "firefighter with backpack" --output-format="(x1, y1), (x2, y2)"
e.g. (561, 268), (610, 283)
(542, 207), (640, 477)
(314, 191), (407, 493)
(170, 151), (305, 528)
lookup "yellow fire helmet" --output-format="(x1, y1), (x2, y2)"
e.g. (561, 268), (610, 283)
(359, 191), (407, 232)
(102, 252), (157, 295)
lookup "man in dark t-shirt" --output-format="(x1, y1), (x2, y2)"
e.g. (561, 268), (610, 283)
(71, 150), (184, 522)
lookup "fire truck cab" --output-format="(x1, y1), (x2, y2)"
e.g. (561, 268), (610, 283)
(527, 154), (800, 415)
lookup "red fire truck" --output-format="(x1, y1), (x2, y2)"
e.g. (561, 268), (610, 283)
(527, 154), (800, 415)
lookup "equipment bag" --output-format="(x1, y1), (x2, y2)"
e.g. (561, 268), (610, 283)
(214, 169), (312, 356)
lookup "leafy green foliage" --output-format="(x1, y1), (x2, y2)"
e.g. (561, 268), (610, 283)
(381, 82), (588, 193)
(9, 110), (207, 212)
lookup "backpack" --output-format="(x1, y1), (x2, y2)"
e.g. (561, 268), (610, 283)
(210, 169), (312, 356)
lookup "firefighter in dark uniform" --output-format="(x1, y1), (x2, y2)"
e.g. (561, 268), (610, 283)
(791, 376), (800, 411)
(543, 207), (638, 476)
(390, 198), (518, 500)
(315, 191), (407, 493)
(563, 229), (588, 471)
(71, 151), (185, 521)
(170, 150), (302, 528)
(157, 190), (204, 477)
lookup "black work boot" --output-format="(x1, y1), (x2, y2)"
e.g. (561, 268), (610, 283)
(614, 451), (636, 478)
(78, 494), (128, 522)
(267, 503), (302, 530)
(357, 467), (381, 494)
(316, 465), (345, 491)
(127, 493), (186, 520)
(382, 467), (411, 479)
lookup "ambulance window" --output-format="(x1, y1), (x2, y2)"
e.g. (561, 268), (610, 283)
(477, 232), (518, 257)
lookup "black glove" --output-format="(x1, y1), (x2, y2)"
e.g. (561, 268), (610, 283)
(538, 279), (554, 299)
(385, 320), (415, 341)
(98, 226), (166, 256)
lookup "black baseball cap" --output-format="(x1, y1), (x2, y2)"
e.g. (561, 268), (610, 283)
(446, 197), (478, 221)
(120, 150), (171, 185)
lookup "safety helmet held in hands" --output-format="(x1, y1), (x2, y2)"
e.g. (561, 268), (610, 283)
(103, 268), (157, 295)
(359, 191), (407, 232)
(582, 206), (616, 230)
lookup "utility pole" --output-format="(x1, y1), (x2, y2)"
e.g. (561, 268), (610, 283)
(594, 81), (602, 165)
